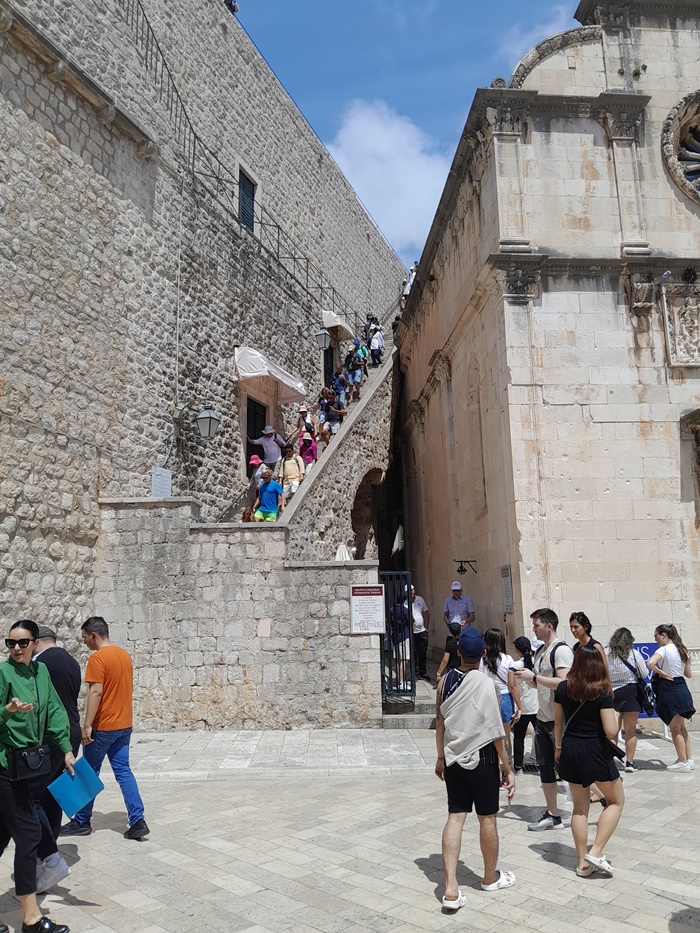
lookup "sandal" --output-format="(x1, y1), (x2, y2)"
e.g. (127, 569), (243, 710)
(590, 794), (608, 809)
(576, 864), (595, 877)
(481, 869), (516, 891)
(442, 889), (467, 910)
(584, 853), (614, 877)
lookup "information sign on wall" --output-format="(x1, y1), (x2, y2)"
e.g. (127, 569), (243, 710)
(350, 585), (385, 635)
(150, 465), (172, 498)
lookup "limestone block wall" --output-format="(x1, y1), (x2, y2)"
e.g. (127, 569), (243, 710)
(1, 7), (401, 631)
(10, 0), (405, 318)
(93, 499), (383, 729)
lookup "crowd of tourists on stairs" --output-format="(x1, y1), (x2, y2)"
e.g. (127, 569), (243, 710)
(242, 322), (387, 522)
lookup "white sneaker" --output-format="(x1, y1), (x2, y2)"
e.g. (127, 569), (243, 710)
(36, 853), (70, 892)
(667, 760), (693, 773)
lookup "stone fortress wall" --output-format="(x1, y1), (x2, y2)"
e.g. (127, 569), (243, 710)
(0, 0), (403, 724)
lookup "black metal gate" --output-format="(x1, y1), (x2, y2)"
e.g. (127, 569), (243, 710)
(379, 570), (414, 711)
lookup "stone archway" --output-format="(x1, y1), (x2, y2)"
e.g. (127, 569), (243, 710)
(351, 468), (384, 559)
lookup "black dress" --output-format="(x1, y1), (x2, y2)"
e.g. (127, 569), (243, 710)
(555, 683), (620, 788)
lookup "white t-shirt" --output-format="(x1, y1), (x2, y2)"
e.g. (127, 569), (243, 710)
(511, 658), (539, 715)
(655, 643), (687, 678)
(534, 640), (575, 722)
(404, 595), (428, 633)
(480, 653), (514, 695)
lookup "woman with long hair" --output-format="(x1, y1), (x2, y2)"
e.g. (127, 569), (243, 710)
(569, 612), (606, 664)
(480, 628), (522, 762)
(510, 636), (538, 774)
(554, 643), (624, 878)
(606, 628), (648, 772)
(647, 624), (695, 772)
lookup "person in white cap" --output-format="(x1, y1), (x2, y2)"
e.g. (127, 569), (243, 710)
(443, 582), (475, 628)
(404, 584), (430, 681)
(294, 405), (316, 442)
(246, 425), (285, 476)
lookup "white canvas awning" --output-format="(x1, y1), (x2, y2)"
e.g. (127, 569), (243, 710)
(322, 308), (354, 341)
(233, 347), (306, 404)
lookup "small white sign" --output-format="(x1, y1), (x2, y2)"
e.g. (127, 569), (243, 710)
(151, 465), (172, 498)
(350, 584), (385, 635)
(501, 565), (514, 615)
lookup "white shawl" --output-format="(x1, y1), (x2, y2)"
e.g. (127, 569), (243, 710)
(441, 670), (506, 770)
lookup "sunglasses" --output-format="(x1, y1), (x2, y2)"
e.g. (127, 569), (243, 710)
(5, 638), (34, 649)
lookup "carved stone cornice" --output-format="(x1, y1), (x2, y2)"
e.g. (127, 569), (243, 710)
(604, 110), (643, 141)
(576, 0), (700, 26)
(498, 268), (541, 303)
(509, 26), (602, 89)
(661, 284), (700, 366)
(404, 399), (425, 435)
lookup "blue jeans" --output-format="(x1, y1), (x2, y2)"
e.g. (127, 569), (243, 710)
(74, 727), (144, 826)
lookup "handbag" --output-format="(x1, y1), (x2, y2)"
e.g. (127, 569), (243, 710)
(4, 675), (52, 783)
(620, 656), (655, 717)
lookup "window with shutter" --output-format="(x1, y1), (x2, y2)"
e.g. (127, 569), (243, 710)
(239, 170), (255, 232)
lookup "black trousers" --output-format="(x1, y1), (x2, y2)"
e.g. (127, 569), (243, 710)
(512, 713), (538, 769)
(0, 769), (41, 895)
(413, 631), (429, 678)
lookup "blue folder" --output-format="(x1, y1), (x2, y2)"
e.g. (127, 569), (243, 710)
(47, 757), (105, 818)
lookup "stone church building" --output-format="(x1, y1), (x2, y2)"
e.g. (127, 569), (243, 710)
(1, 0), (405, 727)
(398, 0), (700, 660)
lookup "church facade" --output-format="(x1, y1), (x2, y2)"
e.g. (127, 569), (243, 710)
(398, 0), (700, 657)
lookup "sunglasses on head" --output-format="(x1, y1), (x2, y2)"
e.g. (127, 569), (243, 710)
(5, 638), (34, 649)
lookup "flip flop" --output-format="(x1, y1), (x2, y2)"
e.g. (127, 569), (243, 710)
(481, 869), (516, 891)
(584, 854), (614, 877)
(442, 889), (467, 910)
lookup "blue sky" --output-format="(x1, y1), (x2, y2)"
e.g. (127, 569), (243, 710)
(236, 1), (578, 267)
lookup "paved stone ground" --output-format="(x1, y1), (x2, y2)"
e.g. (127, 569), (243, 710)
(0, 727), (698, 933)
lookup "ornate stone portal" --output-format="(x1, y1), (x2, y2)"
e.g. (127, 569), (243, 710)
(662, 90), (700, 206)
(662, 284), (700, 366)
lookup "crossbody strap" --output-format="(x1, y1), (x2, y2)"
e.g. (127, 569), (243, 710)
(562, 699), (586, 736)
(620, 656), (645, 682)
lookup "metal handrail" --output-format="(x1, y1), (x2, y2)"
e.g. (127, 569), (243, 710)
(114, 0), (362, 334)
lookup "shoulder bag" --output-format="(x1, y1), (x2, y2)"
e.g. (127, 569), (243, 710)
(4, 673), (52, 782)
(620, 656), (655, 717)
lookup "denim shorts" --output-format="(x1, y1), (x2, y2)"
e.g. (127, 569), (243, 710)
(499, 692), (515, 724)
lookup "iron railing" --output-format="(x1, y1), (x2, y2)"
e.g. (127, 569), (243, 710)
(380, 571), (415, 705)
(114, 0), (364, 334)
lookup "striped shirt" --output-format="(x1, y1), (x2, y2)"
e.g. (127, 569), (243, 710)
(605, 648), (646, 690)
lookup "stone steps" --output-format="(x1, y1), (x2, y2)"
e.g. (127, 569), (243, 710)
(382, 712), (436, 730)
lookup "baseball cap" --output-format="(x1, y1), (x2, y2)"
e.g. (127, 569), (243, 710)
(451, 581), (462, 590)
(458, 627), (484, 659)
(353, 338), (360, 345)
(298, 405), (308, 412)
(248, 454), (263, 466)
(36, 625), (57, 640)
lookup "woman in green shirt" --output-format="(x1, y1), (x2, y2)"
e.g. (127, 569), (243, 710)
(0, 620), (75, 933)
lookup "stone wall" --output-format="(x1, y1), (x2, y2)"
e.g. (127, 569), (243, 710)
(93, 499), (383, 729)
(398, 2), (700, 652)
(0, 4), (402, 642)
(7, 0), (406, 320)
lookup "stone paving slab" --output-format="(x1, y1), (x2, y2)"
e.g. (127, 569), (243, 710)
(0, 730), (697, 932)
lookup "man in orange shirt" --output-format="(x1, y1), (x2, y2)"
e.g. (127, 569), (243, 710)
(60, 617), (149, 840)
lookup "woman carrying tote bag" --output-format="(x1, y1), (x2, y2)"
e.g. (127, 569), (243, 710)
(0, 619), (75, 933)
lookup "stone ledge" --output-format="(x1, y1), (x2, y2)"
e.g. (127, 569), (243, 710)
(99, 496), (201, 513)
(191, 522), (288, 536)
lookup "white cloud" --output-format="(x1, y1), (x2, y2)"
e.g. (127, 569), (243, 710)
(326, 99), (451, 269)
(497, 4), (574, 65)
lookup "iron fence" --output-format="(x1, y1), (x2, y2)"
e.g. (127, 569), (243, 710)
(379, 571), (414, 704)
